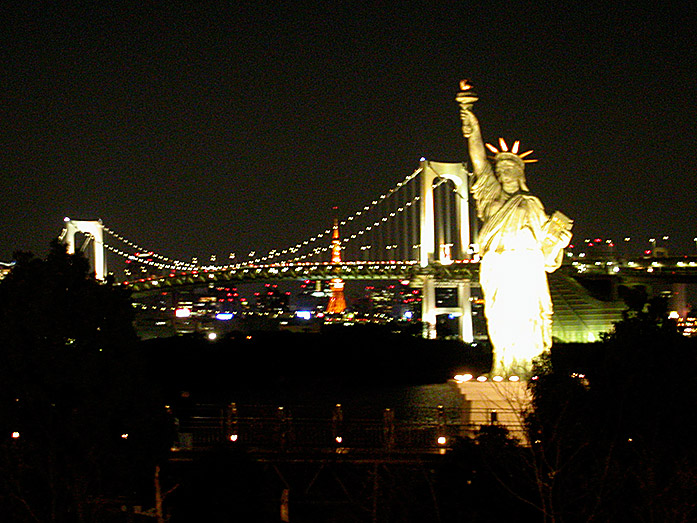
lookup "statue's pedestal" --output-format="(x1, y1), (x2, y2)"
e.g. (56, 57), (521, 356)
(454, 380), (531, 444)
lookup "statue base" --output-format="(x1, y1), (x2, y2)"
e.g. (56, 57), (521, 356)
(454, 379), (531, 444)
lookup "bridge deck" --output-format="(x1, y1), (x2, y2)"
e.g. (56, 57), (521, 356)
(125, 260), (479, 294)
(124, 256), (697, 295)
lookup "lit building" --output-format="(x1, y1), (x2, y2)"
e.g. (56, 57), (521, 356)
(678, 310), (697, 337)
(0, 261), (14, 281)
(254, 284), (290, 314)
(295, 280), (329, 315)
(362, 283), (418, 321)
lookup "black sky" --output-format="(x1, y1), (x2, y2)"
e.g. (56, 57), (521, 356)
(2, 2), (696, 265)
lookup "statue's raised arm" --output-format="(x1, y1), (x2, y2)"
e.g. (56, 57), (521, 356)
(456, 81), (488, 176)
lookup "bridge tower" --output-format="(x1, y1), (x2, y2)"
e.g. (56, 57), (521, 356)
(326, 218), (347, 314)
(61, 218), (107, 281)
(419, 159), (474, 341)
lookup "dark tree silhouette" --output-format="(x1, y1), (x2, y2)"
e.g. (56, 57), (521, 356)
(526, 296), (697, 522)
(0, 241), (173, 522)
(436, 295), (697, 523)
(436, 428), (539, 523)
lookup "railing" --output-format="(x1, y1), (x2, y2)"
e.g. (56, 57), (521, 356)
(172, 403), (481, 454)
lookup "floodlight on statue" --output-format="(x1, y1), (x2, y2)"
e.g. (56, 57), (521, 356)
(454, 373), (473, 383)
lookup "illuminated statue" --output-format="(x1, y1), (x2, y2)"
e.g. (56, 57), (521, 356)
(457, 82), (572, 375)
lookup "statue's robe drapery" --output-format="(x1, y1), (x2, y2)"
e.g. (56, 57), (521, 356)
(472, 162), (563, 374)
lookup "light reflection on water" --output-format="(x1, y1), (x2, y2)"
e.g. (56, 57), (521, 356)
(229, 382), (465, 422)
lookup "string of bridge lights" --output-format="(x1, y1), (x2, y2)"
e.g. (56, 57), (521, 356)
(284, 193), (422, 263)
(102, 243), (199, 272)
(99, 167), (423, 271)
(102, 226), (197, 268)
(246, 166), (422, 265)
(57, 228), (180, 272)
(105, 188), (421, 269)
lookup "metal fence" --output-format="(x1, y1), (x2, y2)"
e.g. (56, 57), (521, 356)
(173, 403), (480, 453)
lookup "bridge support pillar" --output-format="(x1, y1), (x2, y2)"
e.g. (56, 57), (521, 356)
(62, 218), (106, 281)
(419, 160), (471, 267)
(421, 277), (473, 342)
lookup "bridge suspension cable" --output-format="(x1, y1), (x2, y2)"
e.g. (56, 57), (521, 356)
(285, 191), (422, 263)
(102, 227), (199, 271)
(98, 165), (425, 272)
(249, 166), (423, 265)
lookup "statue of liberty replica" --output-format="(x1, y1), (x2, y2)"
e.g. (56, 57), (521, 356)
(456, 82), (573, 376)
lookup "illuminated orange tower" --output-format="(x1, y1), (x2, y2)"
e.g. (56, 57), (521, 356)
(326, 217), (347, 314)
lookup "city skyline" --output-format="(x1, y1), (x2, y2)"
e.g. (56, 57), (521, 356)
(2, 4), (696, 263)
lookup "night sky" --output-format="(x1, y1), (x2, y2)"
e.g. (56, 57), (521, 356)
(2, 3), (696, 265)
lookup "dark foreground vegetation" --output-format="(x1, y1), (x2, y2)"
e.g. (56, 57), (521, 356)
(1, 242), (696, 522)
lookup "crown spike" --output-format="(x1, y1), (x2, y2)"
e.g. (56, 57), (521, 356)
(511, 141), (520, 154)
(498, 138), (508, 152)
(485, 143), (499, 154)
(518, 149), (534, 158)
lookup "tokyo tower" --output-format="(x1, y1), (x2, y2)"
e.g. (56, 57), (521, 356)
(326, 217), (347, 314)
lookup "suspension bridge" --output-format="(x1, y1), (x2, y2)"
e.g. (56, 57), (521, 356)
(61, 159), (697, 343)
(63, 160), (482, 340)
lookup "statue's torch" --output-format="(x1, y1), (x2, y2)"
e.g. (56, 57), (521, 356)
(456, 80), (479, 137)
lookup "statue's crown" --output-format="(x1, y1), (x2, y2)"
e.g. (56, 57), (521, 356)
(486, 138), (538, 169)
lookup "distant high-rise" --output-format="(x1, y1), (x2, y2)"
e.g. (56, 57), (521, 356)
(0, 261), (14, 281)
